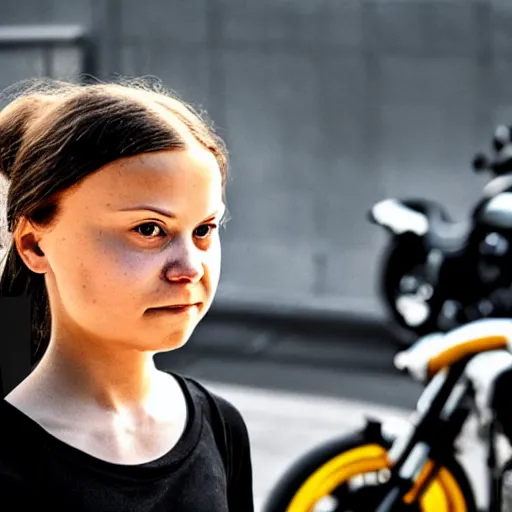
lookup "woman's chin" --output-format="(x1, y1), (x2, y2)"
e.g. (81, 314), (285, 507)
(153, 330), (194, 353)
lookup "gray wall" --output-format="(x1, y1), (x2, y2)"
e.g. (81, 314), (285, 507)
(1, 0), (511, 317)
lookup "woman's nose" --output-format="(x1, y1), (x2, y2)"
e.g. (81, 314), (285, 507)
(163, 242), (204, 284)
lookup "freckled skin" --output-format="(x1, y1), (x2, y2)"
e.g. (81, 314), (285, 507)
(35, 146), (224, 356)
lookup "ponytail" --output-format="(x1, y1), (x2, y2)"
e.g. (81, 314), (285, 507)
(0, 94), (55, 363)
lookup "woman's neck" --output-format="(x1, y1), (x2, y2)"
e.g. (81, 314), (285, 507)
(7, 336), (168, 417)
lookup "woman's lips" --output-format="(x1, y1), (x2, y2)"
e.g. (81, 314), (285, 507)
(148, 304), (200, 314)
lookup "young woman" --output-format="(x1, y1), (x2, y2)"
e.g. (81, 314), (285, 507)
(0, 78), (254, 511)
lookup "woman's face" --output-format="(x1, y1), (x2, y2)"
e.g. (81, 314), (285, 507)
(33, 144), (225, 353)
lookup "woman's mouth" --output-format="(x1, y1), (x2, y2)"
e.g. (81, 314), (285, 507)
(148, 304), (200, 315)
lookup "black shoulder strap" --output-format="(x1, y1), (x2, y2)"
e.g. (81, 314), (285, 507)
(182, 376), (230, 481)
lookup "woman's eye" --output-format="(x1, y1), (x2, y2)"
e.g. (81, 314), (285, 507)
(194, 224), (217, 239)
(133, 223), (166, 238)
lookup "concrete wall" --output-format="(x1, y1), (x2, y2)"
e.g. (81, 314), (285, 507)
(1, 0), (511, 318)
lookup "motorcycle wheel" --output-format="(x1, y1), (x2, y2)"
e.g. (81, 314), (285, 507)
(262, 428), (477, 512)
(380, 236), (442, 346)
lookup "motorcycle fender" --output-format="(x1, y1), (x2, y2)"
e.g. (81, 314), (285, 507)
(364, 415), (414, 444)
(365, 415), (417, 465)
(370, 199), (429, 236)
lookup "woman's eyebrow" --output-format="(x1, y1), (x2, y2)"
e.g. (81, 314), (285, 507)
(204, 205), (227, 220)
(119, 206), (176, 219)
(118, 204), (226, 220)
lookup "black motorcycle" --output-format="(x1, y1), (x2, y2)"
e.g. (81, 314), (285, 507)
(368, 125), (512, 347)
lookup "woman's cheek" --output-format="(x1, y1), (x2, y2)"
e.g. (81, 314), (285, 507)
(207, 237), (222, 287)
(101, 237), (153, 274)
(110, 252), (160, 288)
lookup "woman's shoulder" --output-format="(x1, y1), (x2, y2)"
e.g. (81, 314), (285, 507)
(173, 375), (255, 510)
(0, 399), (39, 483)
(0, 398), (28, 439)
(0, 398), (41, 451)
(171, 372), (249, 436)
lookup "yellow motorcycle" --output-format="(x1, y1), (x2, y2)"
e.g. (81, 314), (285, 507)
(263, 319), (512, 511)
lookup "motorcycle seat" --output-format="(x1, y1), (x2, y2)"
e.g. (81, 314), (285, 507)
(427, 213), (472, 254)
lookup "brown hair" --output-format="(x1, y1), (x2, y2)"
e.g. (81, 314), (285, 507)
(0, 77), (229, 363)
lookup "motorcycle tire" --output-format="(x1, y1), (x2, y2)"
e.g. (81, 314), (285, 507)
(262, 427), (477, 512)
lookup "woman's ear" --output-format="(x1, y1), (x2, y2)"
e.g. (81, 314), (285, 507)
(13, 217), (47, 274)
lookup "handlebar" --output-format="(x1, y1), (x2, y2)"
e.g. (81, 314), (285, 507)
(473, 125), (512, 175)
(473, 153), (489, 172)
(472, 151), (512, 176)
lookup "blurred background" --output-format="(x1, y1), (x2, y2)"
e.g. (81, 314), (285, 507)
(2, 0), (512, 510)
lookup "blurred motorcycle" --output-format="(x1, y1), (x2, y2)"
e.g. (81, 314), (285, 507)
(368, 125), (512, 347)
(263, 318), (512, 512)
